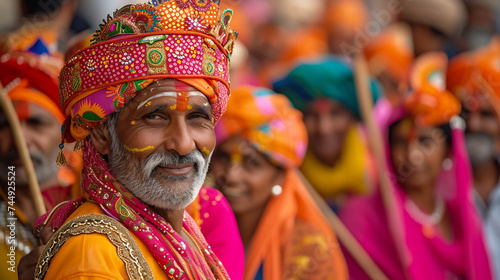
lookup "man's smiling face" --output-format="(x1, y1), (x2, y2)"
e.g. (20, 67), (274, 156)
(105, 79), (216, 210)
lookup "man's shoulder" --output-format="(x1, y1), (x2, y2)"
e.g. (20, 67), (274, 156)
(65, 201), (106, 219)
(36, 213), (154, 280)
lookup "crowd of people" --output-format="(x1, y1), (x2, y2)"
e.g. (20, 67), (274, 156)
(0, 0), (499, 279)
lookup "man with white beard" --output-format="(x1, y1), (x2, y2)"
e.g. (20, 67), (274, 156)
(32, 0), (238, 278)
(447, 38), (500, 279)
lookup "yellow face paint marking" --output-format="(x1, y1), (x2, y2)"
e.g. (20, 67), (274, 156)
(202, 147), (211, 155)
(124, 145), (155, 153)
(131, 121), (136, 125)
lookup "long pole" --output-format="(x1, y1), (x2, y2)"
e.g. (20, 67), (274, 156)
(353, 54), (410, 279)
(0, 83), (46, 217)
(297, 170), (388, 280)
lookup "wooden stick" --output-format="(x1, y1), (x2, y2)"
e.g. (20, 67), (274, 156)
(353, 54), (409, 276)
(0, 83), (46, 217)
(296, 170), (388, 280)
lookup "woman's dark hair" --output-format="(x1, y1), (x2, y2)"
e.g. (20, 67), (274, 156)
(388, 118), (452, 148)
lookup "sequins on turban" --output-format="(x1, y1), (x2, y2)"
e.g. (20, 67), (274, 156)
(59, 0), (237, 143)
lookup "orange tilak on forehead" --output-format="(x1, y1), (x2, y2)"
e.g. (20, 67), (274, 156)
(172, 80), (193, 112)
(170, 91), (192, 111)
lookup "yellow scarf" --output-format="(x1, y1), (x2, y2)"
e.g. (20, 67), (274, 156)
(300, 126), (372, 198)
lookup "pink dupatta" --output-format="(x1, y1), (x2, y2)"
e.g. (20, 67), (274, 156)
(340, 99), (493, 279)
(36, 139), (230, 280)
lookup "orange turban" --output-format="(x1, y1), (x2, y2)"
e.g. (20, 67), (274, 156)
(364, 23), (414, 85)
(447, 36), (500, 114)
(405, 52), (461, 126)
(215, 86), (308, 169)
(0, 36), (65, 123)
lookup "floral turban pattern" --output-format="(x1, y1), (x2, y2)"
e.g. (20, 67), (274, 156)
(215, 86), (308, 169)
(59, 0), (237, 143)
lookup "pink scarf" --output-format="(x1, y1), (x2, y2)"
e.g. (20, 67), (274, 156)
(340, 99), (493, 279)
(37, 138), (229, 280)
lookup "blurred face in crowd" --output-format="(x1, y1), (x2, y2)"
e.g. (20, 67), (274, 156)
(303, 98), (354, 167)
(210, 135), (285, 216)
(461, 94), (500, 167)
(390, 118), (450, 191)
(411, 23), (447, 57)
(0, 101), (61, 188)
(94, 80), (215, 210)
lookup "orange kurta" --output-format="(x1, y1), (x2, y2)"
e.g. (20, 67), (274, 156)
(42, 202), (169, 279)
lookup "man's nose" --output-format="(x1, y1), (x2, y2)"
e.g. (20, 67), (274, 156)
(162, 118), (196, 156)
(224, 160), (244, 186)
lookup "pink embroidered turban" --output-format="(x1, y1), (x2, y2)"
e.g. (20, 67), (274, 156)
(59, 0), (237, 143)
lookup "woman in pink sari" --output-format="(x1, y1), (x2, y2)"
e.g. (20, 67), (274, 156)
(340, 52), (493, 279)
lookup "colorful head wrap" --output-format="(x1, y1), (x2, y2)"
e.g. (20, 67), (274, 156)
(363, 23), (414, 86)
(447, 36), (500, 115)
(272, 56), (382, 119)
(0, 36), (65, 123)
(59, 0), (237, 144)
(215, 86), (308, 169)
(404, 52), (461, 126)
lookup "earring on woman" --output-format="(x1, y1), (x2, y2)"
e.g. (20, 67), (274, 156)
(271, 185), (282, 196)
(442, 158), (453, 171)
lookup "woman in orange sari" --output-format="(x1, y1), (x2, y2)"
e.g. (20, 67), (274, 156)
(210, 86), (347, 280)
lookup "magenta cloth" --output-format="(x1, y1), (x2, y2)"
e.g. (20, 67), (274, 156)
(198, 187), (245, 280)
(340, 99), (493, 279)
(35, 138), (230, 280)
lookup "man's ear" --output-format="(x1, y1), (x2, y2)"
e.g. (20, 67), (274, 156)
(90, 123), (111, 156)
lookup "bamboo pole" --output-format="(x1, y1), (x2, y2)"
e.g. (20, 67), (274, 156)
(0, 83), (46, 217)
(353, 54), (409, 279)
(296, 170), (388, 280)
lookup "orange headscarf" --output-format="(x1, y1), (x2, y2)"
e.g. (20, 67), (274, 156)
(215, 86), (308, 168)
(405, 52), (461, 126)
(7, 80), (66, 123)
(215, 86), (347, 280)
(364, 23), (414, 88)
(0, 35), (65, 123)
(245, 170), (348, 280)
(447, 36), (500, 115)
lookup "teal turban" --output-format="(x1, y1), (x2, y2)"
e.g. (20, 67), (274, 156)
(272, 56), (383, 119)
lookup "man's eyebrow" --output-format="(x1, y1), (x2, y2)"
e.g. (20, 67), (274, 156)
(191, 104), (212, 116)
(143, 106), (166, 115)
